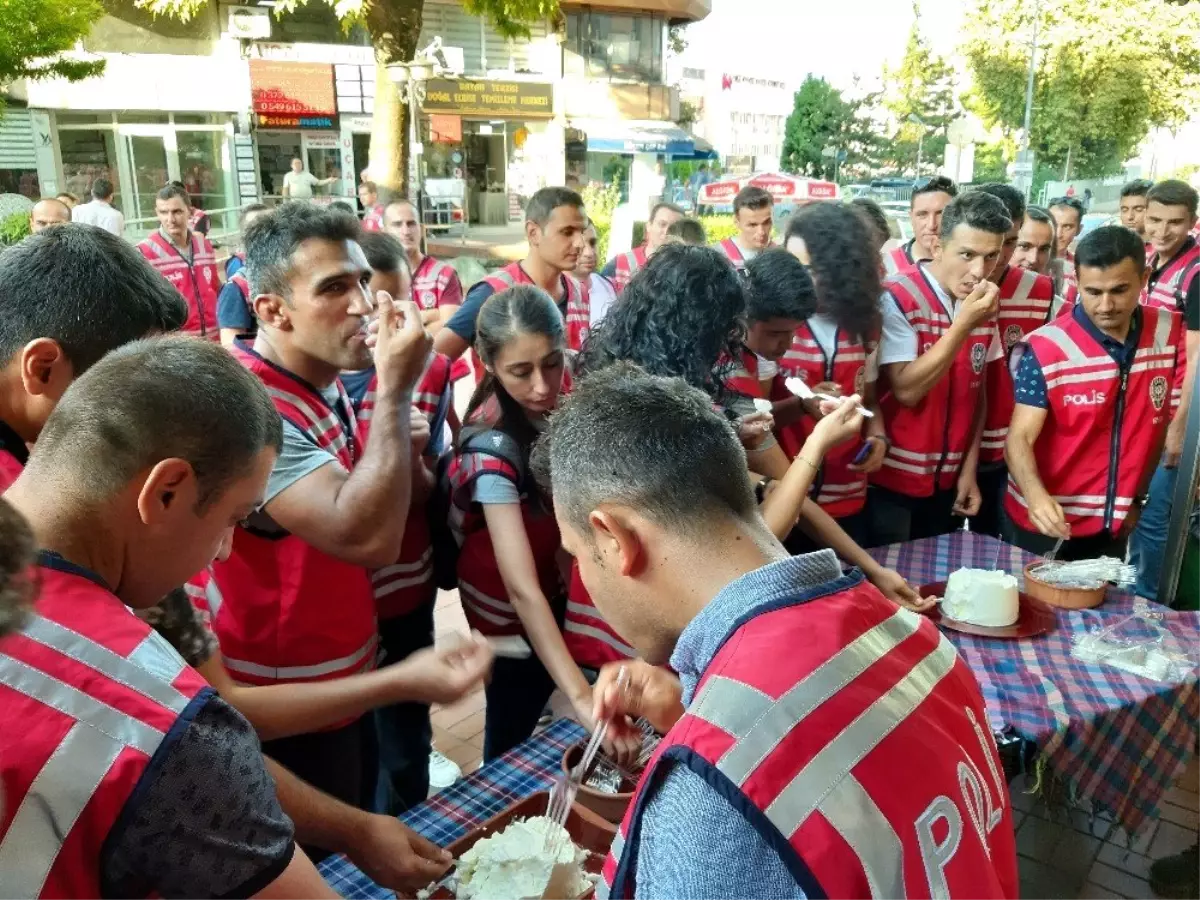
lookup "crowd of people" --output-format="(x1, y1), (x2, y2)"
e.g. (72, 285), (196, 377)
(0, 166), (1196, 898)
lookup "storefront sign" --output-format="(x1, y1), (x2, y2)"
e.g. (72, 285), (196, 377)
(430, 114), (463, 143)
(422, 79), (554, 119)
(250, 60), (338, 129)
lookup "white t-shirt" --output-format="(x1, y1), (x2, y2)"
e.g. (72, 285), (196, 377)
(283, 171), (320, 199)
(72, 199), (125, 236)
(877, 264), (1002, 367)
(587, 273), (619, 328)
(804, 312), (880, 382)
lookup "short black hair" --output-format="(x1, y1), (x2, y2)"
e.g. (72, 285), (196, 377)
(649, 201), (684, 221)
(733, 186), (773, 216)
(1120, 179), (1154, 200)
(912, 175), (957, 208)
(745, 247), (817, 323)
(939, 191), (1013, 240)
(666, 217), (706, 245)
(848, 196), (890, 244)
(92, 178), (114, 200)
(526, 187), (584, 227)
(1024, 206), (1058, 255)
(1075, 225), (1147, 274)
(972, 183), (1025, 226)
(239, 202), (269, 229)
(0, 498), (35, 640)
(156, 183), (190, 207)
(536, 362), (758, 539)
(244, 202), (362, 298)
(328, 200), (357, 215)
(1048, 196), (1086, 224)
(30, 336), (283, 511)
(358, 230), (409, 276)
(1147, 179), (1199, 218)
(0, 224), (187, 372)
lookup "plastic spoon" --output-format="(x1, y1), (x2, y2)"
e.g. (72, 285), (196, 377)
(785, 377), (874, 418)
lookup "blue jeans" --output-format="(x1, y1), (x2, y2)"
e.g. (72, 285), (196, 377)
(1130, 463), (1178, 602)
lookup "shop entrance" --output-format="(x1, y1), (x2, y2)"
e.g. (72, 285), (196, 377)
(256, 131), (343, 200)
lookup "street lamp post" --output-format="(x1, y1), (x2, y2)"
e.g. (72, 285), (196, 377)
(387, 56), (435, 247)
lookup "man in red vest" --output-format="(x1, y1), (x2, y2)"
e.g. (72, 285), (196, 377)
(1119, 179), (1154, 241)
(0, 224), (186, 490)
(434, 187), (588, 359)
(537, 364), (1017, 900)
(0, 337), (337, 897)
(882, 175), (958, 275)
(138, 183), (222, 340)
(1129, 179), (1200, 600)
(868, 192), (1006, 544)
(207, 203), (433, 852)
(217, 203), (273, 345)
(713, 186), (774, 270)
(1012, 206), (1077, 315)
(1048, 195), (1085, 289)
(384, 198), (465, 337)
(972, 184), (1058, 538)
(1005, 225), (1186, 560)
(600, 201), (683, 293)
(359, 181), (385, 231)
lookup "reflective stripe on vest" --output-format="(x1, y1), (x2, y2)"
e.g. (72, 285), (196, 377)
(981, 268), (1056, 463)
(563, 563), (637, 669)
(1142, 240), (1199, 314)
(882, 240), (917, 276)
(603, 585), (1016, 899)
(613, 247), (647, 294)
(715, 238), (746, 269)
(1004, 306), (1182, 536)
(222, 633), (379, 682)
(138, 231), (219, 339)
(873, 268), (992, 496)
(413, 256), (459, 311)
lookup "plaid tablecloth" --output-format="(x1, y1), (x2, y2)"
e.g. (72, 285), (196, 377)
(871, 530), (1199, 835)
(318, 718), (587, 898)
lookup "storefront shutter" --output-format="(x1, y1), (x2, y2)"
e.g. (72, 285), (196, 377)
(0, 109), (36, 170)
(419, 0), (549, 76)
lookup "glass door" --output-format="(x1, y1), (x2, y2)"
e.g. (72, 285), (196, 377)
(122, 130), (174, 223)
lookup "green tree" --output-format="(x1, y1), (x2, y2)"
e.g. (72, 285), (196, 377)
(963, 0), (1200, 179)
(781, 76), (880, 181)
(0, 0), (106, 92)
(141, 0), (557, 193)
(880, 6), (957, 175)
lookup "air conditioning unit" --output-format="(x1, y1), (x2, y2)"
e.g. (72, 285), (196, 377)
(228, 6), (272, 40)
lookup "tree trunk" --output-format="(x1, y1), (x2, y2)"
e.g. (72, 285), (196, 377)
(364, 0), (424, 198)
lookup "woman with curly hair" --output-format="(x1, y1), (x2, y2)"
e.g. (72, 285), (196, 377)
(578, 242), (934, 616)
(780, 203), (891, 536)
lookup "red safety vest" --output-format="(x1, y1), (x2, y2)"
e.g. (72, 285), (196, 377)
(364, 353), (453, 620)
(137, 231), (220, 339)
(563, 564), (637, 670)
(413, 255), (463, 312)
(872, 268), (996, 497)
(204, 343), (378, 691)
(362, 203), (384, 232)
(1005, 306), (1183, 537)
(1142, 237), (1200, 315)
(0, 419), (28, 492)
(0, 559), (210, 898)
(471, 264), (589, 382)
(720, 347), (807, 458)
(612, 246), (648, 295)
(714, 237), (749, 270)
(447, 422), (562, 636)
(599, 575), (1018, 900)
(779, 324), (872, 517)
(882, 238), (921, 276)
(980, 267), (1057, 465)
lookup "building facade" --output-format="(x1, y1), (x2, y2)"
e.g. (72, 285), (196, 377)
(4, 0), (708, 235)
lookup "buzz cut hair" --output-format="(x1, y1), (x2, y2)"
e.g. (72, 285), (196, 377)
(243, 202), (362, 299)
(533, 363), (758, 540)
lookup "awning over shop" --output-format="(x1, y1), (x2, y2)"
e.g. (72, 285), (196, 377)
(574, 120), (695, 155)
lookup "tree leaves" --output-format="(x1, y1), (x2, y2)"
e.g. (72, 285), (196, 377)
(0, 0), (107, 87)
(781, 76), (881, 180)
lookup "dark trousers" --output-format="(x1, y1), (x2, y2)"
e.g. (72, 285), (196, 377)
(784, 511), (867, 555)
(865, 485), (959, 547)
(482, 595), (565, 763)
(1001, 517), (1127, 561)
(373, 601), (435, 816)
(972, 464), (1009, 539)
(262, 714), (378, 863)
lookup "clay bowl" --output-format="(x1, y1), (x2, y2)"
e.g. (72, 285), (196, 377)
(431, 791), (614, 899)
(561, 741), (639, 824)
(1023, 561), (1107, 610)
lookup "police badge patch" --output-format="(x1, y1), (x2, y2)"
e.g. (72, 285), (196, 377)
(419, 290), (436, 308)
(1004, 324), (1023, 351)
(971, 341), (987, 374)
(1150, 375), (1168, 411)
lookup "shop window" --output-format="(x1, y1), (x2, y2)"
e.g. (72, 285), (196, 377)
(565, 11), (664, 84)
(58, 130), (123, 209)
(177, 130), (233, 213)
(0, 168), (39, 200)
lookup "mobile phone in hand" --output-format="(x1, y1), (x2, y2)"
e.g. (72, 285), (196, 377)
(852, 442), (872, 465)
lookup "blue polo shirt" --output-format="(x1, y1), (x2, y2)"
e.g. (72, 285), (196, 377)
(1012, 303), (1143, 409)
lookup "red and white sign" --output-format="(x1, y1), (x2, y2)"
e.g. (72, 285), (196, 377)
(698, 172), (840, 206)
